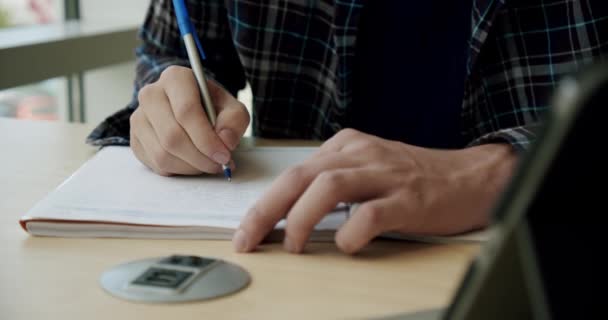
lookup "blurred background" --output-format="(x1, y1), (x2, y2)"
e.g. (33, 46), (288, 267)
(0, 0), (148, 123)
(0, 0), (252, 128)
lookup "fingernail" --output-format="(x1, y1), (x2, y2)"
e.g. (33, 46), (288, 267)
(212, 151), (230, 165)
(233, 229), (248, 253)
(219, 129), (239, 150)
(284, 237), (298, 253)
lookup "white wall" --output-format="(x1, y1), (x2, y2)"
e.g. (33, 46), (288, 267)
(80, 0), (149, 23)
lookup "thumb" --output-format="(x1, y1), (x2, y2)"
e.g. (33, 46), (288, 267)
(208, 80), (250, 150)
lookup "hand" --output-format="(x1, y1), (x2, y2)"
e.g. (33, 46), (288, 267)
(232, 129), (517, 254)
(129, 66), (250, 176)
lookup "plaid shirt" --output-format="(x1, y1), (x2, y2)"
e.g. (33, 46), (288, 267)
(87, 0), (608, 151)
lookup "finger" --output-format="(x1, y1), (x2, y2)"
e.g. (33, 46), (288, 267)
(140, 83), (222, 173)
(208, 80), (250, 150)
(284, 168), (388, 253)
(232, 152), (359, 253)
(335, 195), (406, 254)
(130, 127), (163, 174)
(314, 128), (370, 157)
(160, 66), (232, 166)
(135, 110), (205, 176)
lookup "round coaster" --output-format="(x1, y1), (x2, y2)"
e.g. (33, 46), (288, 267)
(100, 254), (250, 303)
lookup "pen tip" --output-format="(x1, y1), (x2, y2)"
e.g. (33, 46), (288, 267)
(223, 166), (232, 182)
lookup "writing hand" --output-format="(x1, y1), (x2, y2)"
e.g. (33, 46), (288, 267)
(130, 66), (249, 176)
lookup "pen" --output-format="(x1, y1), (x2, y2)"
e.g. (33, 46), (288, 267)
(172, 0), (232, 181)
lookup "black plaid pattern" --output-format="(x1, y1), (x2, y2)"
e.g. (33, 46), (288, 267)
(87, 0), (608, 152)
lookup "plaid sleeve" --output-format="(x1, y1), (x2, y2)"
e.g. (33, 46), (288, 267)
(463, 0), (608, 153)
(467, 124), (543, 152)
(86, 0), (246, 147)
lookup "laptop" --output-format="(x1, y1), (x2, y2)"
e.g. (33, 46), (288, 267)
(378, 61), (607, 320)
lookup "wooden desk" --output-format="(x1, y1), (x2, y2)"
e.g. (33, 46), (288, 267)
(0, 118), (479, 319)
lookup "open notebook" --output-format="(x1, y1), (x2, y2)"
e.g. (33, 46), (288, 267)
(20, 146), (489, 243)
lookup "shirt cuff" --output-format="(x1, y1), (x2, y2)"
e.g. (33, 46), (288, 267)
(466, 124), (543, 153)
(85, 100), (137, 147)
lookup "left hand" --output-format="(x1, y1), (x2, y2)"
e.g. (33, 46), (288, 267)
(232, 129), (517, 254)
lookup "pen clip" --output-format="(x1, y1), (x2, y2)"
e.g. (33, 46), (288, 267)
(172, 0), (207, 60)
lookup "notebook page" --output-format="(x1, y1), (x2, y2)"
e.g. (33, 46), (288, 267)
(25, 146), (347, 230)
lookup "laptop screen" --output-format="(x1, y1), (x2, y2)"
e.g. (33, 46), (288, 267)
(373, 63), (606, 320)
(441, 62), (607, 320)
(522, 63), (606, 319)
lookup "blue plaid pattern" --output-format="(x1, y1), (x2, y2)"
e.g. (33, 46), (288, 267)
(87, 0), (608, 152)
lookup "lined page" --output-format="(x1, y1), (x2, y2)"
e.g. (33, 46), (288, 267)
(25, 146), (346, 230)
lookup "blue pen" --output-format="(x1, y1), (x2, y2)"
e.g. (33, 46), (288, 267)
(172, 0), (232, 181)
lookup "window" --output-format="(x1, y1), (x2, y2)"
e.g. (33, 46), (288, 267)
(0, 0), (252, 129)
(0, 0), (144, 123)
(0, 0), (63, 121)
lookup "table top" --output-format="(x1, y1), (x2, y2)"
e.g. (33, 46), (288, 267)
(0, 118), (479, 319)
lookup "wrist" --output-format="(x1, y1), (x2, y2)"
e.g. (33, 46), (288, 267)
(452, 143), (518, 228)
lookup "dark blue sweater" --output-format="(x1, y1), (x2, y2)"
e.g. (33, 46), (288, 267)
(350, 1), (473, 149)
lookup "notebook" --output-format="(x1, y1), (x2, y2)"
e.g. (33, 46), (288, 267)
(20, 146), (489, 243)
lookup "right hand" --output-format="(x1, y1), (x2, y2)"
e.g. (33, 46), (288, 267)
(130, 66), (250, 176)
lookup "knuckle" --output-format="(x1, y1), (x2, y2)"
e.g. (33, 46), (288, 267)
(316, 171), (344, 193)
(279, 164), (312, 193)
(400, 172), (423, 191)
(336, 128), (359, 140)
(159, 125), (183, 152)
(283, 165), (308, 184)
(137, 84), (155, 103)
(247, 207), (265, 224)
(352, 140), (384, 158)
(152, 150), (173, 173)
(357, 140), (379, 152)
(360, 203), (383, 228)
(173, 101), (198, 123)
(160, 65), (186, 82)
(245, 205), (274, 229)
